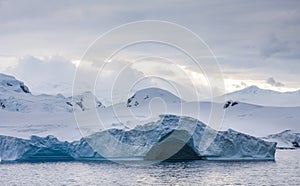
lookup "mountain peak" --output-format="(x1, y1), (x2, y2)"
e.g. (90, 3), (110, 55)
(127, 87), (183, 107)
(237, 85), (269, 94)
(0, 73), (105, 113)
(244, 85), (260, 90)
(235, 85), (300, 95)
(0, 73), (31, 94)
(225, 85), (300, 107)
(71, 91), (105, 111)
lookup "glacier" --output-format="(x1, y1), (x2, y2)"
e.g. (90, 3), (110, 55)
(0, 115), (276, 162)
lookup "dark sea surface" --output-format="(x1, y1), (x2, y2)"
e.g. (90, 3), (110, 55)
(1, 150), (299, 186)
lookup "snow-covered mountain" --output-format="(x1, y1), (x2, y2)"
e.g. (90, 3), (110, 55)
(93, 94), (300, 138)
(0, 73), (104, 113)
(0, 73), (31, 94)
(224, 85), (300, 107)
(0, 73), (105, 141)
(71, 91), (105, 111)
(221, 102), (300, 137)
(0, 73), (299, 143)
(262, 130), (300, 149)
(95, 87), (185, 129)
(126, 88), (183, 108)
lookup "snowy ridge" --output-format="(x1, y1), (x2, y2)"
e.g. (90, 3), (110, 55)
(263, 130), (300, 149)
(0, 74), (300, 140)
(0, 115), (276, 162)
(70, 91), (105, 111)
(221, 102), (300, 137)
(225, 85), (300, 107)
(126, 88), (183, 107)
(0, 73), (104, 113)
(0, 73), (31, 94)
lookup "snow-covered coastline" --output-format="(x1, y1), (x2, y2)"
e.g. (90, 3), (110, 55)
(0, 73), (299, 162)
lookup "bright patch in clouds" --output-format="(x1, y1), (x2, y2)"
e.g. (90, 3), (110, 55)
(0, 1), (299, 99)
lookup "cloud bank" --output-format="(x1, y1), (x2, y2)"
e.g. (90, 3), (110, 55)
(0, 0), (299, 95)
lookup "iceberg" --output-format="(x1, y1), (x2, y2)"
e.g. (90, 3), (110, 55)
(85, 115), (276, 161)
(0, 115), (276, 162)
(0, 135), (73, 162)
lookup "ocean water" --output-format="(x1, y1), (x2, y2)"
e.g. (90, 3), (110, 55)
(1, 150), (299, 186)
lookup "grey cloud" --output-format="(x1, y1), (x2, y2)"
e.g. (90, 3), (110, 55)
(0, 0), (299, 94)
(8, 56), (76, 95)
(266, 77), (285, 87)
(241, 82), (247, 87)
(233, 84), (240, 89)
(260, 34), (291, 59)
(232, 81), (248, 89)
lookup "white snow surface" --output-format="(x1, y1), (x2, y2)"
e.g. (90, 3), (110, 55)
(0, 73), (103, 113)
(0, 73), (299, 143)
(262, 130), (300, 149)
(224, 85), (300, 107)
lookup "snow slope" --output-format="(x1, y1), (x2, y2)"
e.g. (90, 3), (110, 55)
(0, 73), (70, 113)
(0, 73), (299, 143)
(0, 73), (105, 141)
(224, 85), (300, 107)
(221, 102), (300, 137)
(262, 130), (300, 149)
(96, 87), (186, 130)
(126, 87), (183, 107)
(99, 93), (300, 138)
(0, 73), (104, 113)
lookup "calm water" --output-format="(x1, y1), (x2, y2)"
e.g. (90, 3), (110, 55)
(1, 150), (300, 186)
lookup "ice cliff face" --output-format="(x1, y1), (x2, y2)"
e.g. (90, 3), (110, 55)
(0, 115), (276, 162)
(0, 135), (103, 162)
(86, 115), (276, 161)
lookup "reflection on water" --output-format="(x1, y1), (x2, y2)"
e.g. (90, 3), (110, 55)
(1, 150), (299, 185)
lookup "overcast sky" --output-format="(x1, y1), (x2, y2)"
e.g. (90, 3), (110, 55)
(0, 0), (299, 102)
